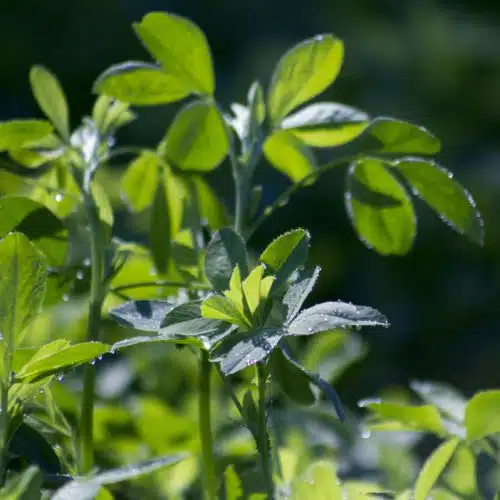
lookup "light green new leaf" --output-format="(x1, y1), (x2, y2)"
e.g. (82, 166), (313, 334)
(30, 65), (69, 140)
(225, 465), (243, 500)
(414, 438), (459, 500)
(149, 179), (171, 275)
(94, 62), (189, 105)
(394, 159), (484, 245)
(210, 327), (284, 375)
(91, 180), (114, 228)
(360, 400), (445, 434)
(292, 460), (343, 500)
(282, 102), (369, 147)
(0, 233), (46, 349)
(201, 294), (249, 328)
(287, 301), (389, 334)
(0, 466), (42, 500)
(346, 158), (416, 255)
(193, 176), (228, 230)
(16, 341), (109, 382)
(0, 120), (52, 151)
(268, 35), (344, 124)
(122, 151), (160, 212)
(164, 100), (229, 171)
(263, 130), (316, 182)
(53, 454), (187, 500)
(465, 390), (500, 441)
(365, 118), (440, 154)
(204, 228), (248, 291)
(92, 96), (135, 134)
(260, 228), (310, 292)
(133, 12), (214, 95)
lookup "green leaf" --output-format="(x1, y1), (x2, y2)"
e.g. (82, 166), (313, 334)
(164, 100), (229, 171)
(360, 400), (445, 434)
(259, 228), (310, 293)
(29, 65), (69, 140)
(92, 96), (135, 135)
(365, 118), (440, 154)
(346, 158), (416, 255)
(394, 159), (483, 245)
(91, 181), (114, 227)
(263, 130), (316, 182)
(94, 61), (189, 105)
(205, 228), (249, 291)
(0, 120), (52, 151)
(193, 176), (228, 230)
(210, 327), (284, 375)
(0, 196), (68, 267)
(149, 179), (171, 274)
(121, 151), (160, 212)
(282, 102), (369, 147)
(15, 341), (109, 382)
(282, 266), (320, 323)
(110, 300), (174, 332)
(201, 294), (249, 328)
(0, 466), (42, 500)
(268, 35), (344, 124)
(292, 460), (343, 500)
(414, 438), (459, 500)
(134, 12), (214, 95)
(225, 465), (243, 500)
(0, 233), (47, 349)
(465, 390), (500, 441)
(287, 300), (389, 335)
(9, 422), (61, 474)
(444, 446), (477, 497)
(52, 454), (187, 500)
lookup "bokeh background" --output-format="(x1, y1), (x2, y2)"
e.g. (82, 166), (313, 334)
(1, 0), (499, 408)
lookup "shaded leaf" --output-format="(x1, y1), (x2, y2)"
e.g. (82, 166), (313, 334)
(193, 176), (228, 230)
(465, 390), (500, 441)
(164, 100), (229, 171)
(263, 130), (316, 182)
(30, 65), (69, 139)
(0, 466), (42, 500)
(0, 233), (47, 348)
(110, 300), (174, 332)
(268, 35), (344, 124)
(134, 12), (214, 95)
(121, 151), (160, 212)
(282, 102), (369, 147)
(414, 439), (459, 500)
(0, 120), (52, 151)
(394, 159), (483, 245)
(346, 157), (416, 255)
(149, 179), (171, 274)
(282, 266), (320, 323)
(205, 228), (248, 291)
(94, 62), (189, 105)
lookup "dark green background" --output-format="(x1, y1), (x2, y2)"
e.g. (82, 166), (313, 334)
(1, 0), (499, 406)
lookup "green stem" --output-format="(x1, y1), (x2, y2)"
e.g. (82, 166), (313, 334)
(78, 188), (106, 474)
(257, 363), (274, 498)
(0, 377), (9, 484)
(246, 155), (355, 240)
(199, 350), (217, 500)
(110, 280), (211, 295)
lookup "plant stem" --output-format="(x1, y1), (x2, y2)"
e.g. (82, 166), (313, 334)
(199, 350), (217, 500)
(110, 280), (211, 295)
(78, 187), (106, 473)
(257, 363), (274, 498)
(0, 376), (9, 484)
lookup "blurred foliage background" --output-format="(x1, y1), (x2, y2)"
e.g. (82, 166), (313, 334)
(1, 0), (499, 409)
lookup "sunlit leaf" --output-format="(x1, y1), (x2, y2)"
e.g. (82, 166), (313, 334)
(91, 180), (114, 227)
(346, 157), (416, 255)
(164, 100), (229, 171)
(0, 466), (42, 500)
(292, 460), (343, 500)
(282, 102), (369, 147)
(134, 12), (214, 95)
(201, 294), (248, 328)
(414, 438), (459, 500)
(0, 233), (46, 349)
(263, 130), (316, 182)
(30, 65), (69, 139)
(282, 266), (320, 322)
(288, 300), (389, 335)
(268, 35), (344, 124)
(364, 118), (440, 154)
(205, 228), (248, 291)
(110, 300), (174, 332)
(225, 465), (243, 500)
(193, 176), (228, 230)
(94, 62), (189, 105)
(394, 158), (483, 245)
(210, 327), (284, 375)
(465, 390), (500, 441)
(0, 120), (52, 151)
(444, 446), (477, 497)
(121, 151), (160, 212)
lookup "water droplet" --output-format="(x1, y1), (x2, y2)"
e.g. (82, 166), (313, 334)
(97, 355), (103, 361)
(39, 388), (45, 394)
(83, 258), (91, 267)
(76, 270), (84, 280)
(90, 359), (96, 365)
(307, 327), (313, 332)
(55, 193), (63, 203)
(57, 374), (64, 381)
(62, 294), (70, 302)
(361, 429), (371, 439)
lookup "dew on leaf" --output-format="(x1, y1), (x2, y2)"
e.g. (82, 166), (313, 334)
(76, 270), (85, 280)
